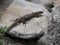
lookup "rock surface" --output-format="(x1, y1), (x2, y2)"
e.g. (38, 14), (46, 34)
(53, 0), (60, 6)
(52, 5), (60, 23)
(26, 0), (54, 12)
(0, 0), (60, 45)
(0, 0), (51, 39)
(9, 16), (48, 39)
(38, 22), (60, 45)
(26, 0), (53, 6)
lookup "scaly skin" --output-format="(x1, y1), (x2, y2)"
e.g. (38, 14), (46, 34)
(7, 11), (43, 32)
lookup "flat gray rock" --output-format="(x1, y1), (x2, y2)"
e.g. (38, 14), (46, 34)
(9, 16), (48, 39)
(0, 0), (51, 39)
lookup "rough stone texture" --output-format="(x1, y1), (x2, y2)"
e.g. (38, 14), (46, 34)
(52, 5), (60, 23)
(37, 0), (60, 45)
(0, 0), (60, 45)
(3, 22), (60, 45)
(26, 0), (54, 12)
(26, 0), (53, 6)
(38, 22), (60, 45)
(26, 0), (60, 6)
(0, 0), (52, 38)
(53, 0), (60, 6)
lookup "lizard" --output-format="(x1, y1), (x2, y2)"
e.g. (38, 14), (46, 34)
(7, 11), (43, 32)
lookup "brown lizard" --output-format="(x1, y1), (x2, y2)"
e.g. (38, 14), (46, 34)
(7, 11), (43, 32)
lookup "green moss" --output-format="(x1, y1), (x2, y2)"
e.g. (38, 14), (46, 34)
(0, 26), (8, 38)
(0, 26), (8, 45)
(0, 40), (3, 45)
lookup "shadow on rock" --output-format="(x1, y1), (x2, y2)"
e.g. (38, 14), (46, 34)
(3, 33), (44, 45)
